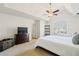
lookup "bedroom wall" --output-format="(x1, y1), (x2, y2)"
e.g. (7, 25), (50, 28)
(50, 7), (79, 35)
(0, 13), (34, 40)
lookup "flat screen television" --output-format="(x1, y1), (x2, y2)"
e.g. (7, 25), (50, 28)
(18, 27), (28, 34)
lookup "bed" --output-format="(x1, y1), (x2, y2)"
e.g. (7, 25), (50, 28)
(36, 35), (79, 56)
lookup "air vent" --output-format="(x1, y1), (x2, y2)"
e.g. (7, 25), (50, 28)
(76, 13), (79, 15)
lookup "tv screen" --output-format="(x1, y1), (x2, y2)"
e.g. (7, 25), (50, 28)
(18, 27), (28, 34)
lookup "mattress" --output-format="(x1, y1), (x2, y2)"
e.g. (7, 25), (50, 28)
(36, 35), (79, 56)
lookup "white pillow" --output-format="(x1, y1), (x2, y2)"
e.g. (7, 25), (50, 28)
(53, 32), (72, 37)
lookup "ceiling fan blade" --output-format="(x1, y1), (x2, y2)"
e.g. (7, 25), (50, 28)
(53, 14), (58, 16)
(46, 10), (50, 13)
(53, 9), (59, 13)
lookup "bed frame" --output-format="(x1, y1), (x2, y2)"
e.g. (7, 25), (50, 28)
(36, 46), (59, 56)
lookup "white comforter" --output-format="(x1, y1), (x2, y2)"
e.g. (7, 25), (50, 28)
(36, 35), (79, 56)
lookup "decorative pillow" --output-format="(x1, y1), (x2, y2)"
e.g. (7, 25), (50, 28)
(72, 33), (79, 44)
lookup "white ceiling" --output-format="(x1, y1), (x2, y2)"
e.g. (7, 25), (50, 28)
(71, 3), (79, 14)
(0, 3), (79, 20)
(65, 3), (79, 15)
(4, 3), (64, 20)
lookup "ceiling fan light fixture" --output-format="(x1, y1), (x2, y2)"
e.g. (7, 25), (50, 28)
(48, 13), (53, 17)
(43, 3), (59, 18)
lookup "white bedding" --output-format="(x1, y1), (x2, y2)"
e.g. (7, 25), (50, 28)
(36, 35), (79, 56)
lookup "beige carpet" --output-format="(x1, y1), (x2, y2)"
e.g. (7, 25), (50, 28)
(16, 39), (52, 56)
(16, 48), (52, 56)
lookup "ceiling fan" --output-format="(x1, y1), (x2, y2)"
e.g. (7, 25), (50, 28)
(44, 3), (59, 17)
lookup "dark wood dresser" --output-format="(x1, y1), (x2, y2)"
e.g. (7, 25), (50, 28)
(15, 33), (29, 45)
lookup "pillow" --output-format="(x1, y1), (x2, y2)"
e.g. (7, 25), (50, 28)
(72, 33), (79, 44)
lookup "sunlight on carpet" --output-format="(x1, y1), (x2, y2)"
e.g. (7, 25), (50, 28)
(16, 48), (52, 56)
